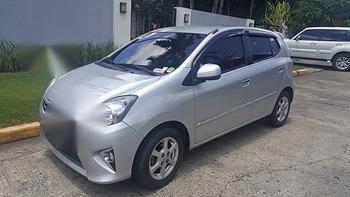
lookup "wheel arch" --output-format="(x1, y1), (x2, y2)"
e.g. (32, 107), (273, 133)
(282, 86), (294, 103)
(331, 51), (350, 62)
(131, 120), (190, 175)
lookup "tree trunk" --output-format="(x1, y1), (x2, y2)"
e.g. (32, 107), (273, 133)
(178, 0), (183, 7)
(212, 0), (219, 13)
(218, 0), (224, 14)
(249, 0), (255, 19)
(190, 0), (194, 9)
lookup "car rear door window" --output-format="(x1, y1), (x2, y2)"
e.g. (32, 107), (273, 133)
(249, 36), (274, 62)
(197, 36), (246, 73)
(319, 30), (348, 42)
(299, 30), (321, 41)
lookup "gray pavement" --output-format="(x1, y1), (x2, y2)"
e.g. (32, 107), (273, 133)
(1, 70), (350, 197)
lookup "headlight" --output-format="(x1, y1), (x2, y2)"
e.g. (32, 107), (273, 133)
(103, 95), (138, 125)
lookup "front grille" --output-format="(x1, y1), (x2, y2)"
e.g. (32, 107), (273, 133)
(44, 122), (83, 167)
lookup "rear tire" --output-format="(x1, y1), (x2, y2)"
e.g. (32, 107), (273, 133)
(133, 127), (184, 189)
(266, 91), (291, 127)
(332, 53), (350, 71)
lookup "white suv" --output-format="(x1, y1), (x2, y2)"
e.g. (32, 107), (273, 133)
(284, 27), (350, 71)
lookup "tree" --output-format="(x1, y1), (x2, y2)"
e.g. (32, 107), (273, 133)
(289, 0), (350, 35)
(212, 0), (219, 13)
(263, 1), (290, 32)
(218, 0), (225, 14)
(189, 0), (194, 9)
(248, 0), (255, 19)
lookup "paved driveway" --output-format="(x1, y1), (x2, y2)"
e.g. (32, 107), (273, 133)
(1, 70), (350, 197)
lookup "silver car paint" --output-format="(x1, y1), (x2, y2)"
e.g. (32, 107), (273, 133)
(40, 26), (293, 184)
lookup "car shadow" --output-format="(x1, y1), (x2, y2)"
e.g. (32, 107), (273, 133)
(47, 118), (287, 196)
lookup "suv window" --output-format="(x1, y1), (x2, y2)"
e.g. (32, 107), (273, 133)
(319, 29), (349, 42)
(196, 36), (246, 73)
(299, 29), (321, 41)
(249, 36), (278, 62)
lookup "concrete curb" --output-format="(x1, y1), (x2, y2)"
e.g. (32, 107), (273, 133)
(292, 68), (321, 77)
(0, 122), (40, 145)
(0, 67), (322, 145)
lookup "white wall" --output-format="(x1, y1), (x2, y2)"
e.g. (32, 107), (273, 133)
(0, 0), (114, 45)
(175, 7), (254, 27)
(113, 0), (131, 47)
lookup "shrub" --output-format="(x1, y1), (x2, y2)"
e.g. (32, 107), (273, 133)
(0, 40), (25, 72)
(54, 41), (115, 69)
(263, 1), (290, 32)
(0, 40), (40, 73)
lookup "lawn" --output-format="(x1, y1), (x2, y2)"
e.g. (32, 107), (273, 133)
(0, 52), (52, 128)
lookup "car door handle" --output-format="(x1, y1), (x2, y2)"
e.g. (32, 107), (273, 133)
(309, 42), (317, 45)
(242, 78), (250, 87)
(336, 43), (343, 46)
(278, 67), (284, 73)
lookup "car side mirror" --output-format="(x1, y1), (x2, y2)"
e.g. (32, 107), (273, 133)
(196, 63), (221, 81)
(295, 35), (301, 41)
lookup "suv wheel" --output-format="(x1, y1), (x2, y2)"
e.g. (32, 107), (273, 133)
(332, 53), (350, 71)
(133, 127), (184, 189)
(266, 91), (291, 127)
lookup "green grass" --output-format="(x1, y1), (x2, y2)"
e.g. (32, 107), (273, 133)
(293, 64), (305, 71)
(0, 52), (52, 128)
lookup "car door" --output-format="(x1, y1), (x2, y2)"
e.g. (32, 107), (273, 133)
(316, 29), (350, 60)
(193, 32), (254, 143)
(247, 35), (286, 119)
(290, 29), (320, 59)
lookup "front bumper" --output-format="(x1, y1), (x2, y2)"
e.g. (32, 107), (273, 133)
(40, 109), (143, 184)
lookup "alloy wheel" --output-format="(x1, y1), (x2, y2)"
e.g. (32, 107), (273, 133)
(336, 56), (350, 70)
(276, 96), (289, 122)
(149, 137), (179, 180)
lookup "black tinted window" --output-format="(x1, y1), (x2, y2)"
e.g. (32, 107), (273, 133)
(250, 36), (274, 62)
(197, 36), (245, 73)
(320, 30), (348, 41)
(104, 32), (206, 75)
(299, 30), (321, 41)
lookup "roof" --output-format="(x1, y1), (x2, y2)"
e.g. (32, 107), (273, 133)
(156, 26), (276, 36)
(157, 26), (224, 34)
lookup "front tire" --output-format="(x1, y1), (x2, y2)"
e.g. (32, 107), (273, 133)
(266, 91), (291, 127)
(133, 127), (184, 189)
(332, 53), (350, 71)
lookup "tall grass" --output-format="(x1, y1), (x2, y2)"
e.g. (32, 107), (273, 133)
(54, 41), (115, 69)
(0, 40), (41, 73)
(0, 40), (24, 72)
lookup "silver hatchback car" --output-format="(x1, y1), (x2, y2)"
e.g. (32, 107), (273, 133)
(40, 26), (293, 189)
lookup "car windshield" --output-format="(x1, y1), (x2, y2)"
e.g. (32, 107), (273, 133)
(100, 32), (206, 75)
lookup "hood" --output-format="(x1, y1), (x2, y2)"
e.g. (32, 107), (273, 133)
(44, 63), (160, 114)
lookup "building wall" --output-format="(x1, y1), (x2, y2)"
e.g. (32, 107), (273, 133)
(0, 0), (114, 45)
(113, 0), (131, 47)
(175, 7), (254, 27)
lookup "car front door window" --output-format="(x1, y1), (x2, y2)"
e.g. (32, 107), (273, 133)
(196, 35), (246, 73)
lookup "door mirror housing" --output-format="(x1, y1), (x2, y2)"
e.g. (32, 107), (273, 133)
(196, 63), (221, 81)
(295, 35), (301, 41)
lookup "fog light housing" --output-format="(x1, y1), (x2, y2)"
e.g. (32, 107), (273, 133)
(99, 148), (116, 172)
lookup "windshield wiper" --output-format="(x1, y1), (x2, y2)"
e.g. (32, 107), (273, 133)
(114, 63), (157, 76)
(100, 59), (157, 76)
